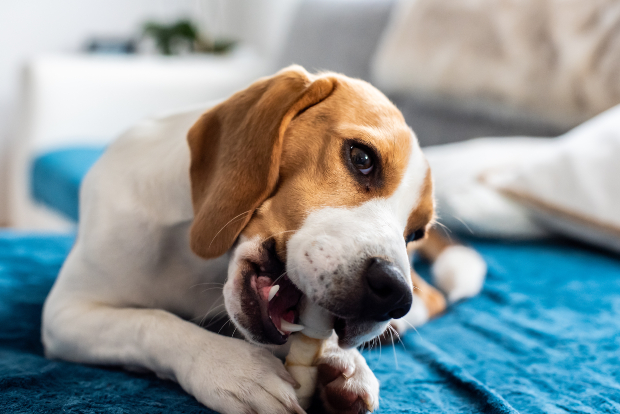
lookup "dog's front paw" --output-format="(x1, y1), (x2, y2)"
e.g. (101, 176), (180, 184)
(183, 338), (305, 414)
(316, 346), (379, 414)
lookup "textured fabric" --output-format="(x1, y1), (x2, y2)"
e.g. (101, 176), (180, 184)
(372, 242), (620, 413)
(31, 147), (106, 221)
(2, 231), (620, 413)
(373, 0), (620, 128)
(423, 137), (554, 240)
(388, 94), (565, 147)
(487, 104), (620, 254)
(0, 231), (215, 414)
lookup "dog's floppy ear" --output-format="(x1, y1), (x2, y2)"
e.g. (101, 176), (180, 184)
(188, 66), (336, 258)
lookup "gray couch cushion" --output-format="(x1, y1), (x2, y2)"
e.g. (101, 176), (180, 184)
(277, 0), (394, 82)
(278, 0), (568, 146)
(390, 95), (567, 146)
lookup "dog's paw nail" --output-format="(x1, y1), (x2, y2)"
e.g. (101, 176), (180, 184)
(342, 365), (355, 378)
(362, 391), (375, 412)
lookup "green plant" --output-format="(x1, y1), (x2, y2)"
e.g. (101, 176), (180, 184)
(142, 19), (235, 55)
(143, 20), (197, 55)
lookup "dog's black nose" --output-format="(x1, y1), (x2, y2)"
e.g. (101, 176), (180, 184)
(362, 258), (413, 321)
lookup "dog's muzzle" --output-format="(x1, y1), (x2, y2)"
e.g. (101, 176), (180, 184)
(235, 239), (412, 347)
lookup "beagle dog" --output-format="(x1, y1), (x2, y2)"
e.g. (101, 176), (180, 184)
(42, 66), (485, 414)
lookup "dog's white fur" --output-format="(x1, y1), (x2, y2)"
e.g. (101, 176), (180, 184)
(286, 137), (428, 344)
(42, 82), (484, 413)
(42, 104), (292, 414)
(42, 100), (410, 413)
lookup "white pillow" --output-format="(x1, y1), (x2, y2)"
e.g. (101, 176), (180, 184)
(484, 104), (620, 253)
(424, 138), (552, 239)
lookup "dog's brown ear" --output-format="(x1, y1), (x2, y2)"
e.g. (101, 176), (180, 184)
(188, 66), (336, 258)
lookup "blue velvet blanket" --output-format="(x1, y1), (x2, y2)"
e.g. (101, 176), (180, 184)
(1, 231), (620, 413)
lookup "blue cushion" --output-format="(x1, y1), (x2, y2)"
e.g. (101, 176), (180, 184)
(31, 147), (106, 221)
(1, 231), (619, 413)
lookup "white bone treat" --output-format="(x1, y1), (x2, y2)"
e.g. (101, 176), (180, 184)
(285, 298), (334, 409)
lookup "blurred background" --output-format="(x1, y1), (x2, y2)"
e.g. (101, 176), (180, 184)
(2, 0), (620, 256)
(0, 0), (298, 229)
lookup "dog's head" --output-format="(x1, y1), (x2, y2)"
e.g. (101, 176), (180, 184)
(187, 66), (433, 349)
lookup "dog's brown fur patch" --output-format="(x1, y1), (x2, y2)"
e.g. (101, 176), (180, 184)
(188, 66), (427, 262)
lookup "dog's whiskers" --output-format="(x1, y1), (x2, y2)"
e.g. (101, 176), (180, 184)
(199, 287), (225, 295)
(432, 219), (455, 242)
(390, 325), (406, 349)
(205, 307), (229, 328)
(270, 271), (288, 287)
(258, 229), (297, 245)
(388, 326), (399, 369)
(190, 282), (225, 289)
(201, 310), (224, 329)
(195, 297), (225, 327)
(209, 210), (253, 248)
(194, 312), (208, 327)
(400, 318), (423, 340)
(447, 214), (474, 235)
(196, 306), (217, 327)
(217, 318), (233, 336)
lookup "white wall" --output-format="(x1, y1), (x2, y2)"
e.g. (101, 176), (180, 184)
(201, 0), (300, 58)
(0, 0), (299, 225)
(0, 0), (201, 224)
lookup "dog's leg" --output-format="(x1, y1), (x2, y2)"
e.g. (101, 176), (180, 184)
(390, 229), (486, 336)
(42, 299), (305, 414)
(411, 268), (448, 318)
(417, 228), (486, 303)
(315, 333), (379, 414)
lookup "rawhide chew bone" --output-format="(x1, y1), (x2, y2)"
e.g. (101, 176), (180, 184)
(285, 298), (334, 409)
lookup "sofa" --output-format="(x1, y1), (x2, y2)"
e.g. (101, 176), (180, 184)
(3, 1), (619, 413)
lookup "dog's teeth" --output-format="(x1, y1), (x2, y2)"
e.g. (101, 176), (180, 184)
(268, 285), (280, 301)
(276, 327), (285, 335)
(280, 320), (305, 332)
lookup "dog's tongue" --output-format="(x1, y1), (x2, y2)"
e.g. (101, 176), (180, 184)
(257, 276), (273, 301)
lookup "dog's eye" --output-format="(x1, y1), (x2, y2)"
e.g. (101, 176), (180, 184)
(405, 228), (426, 244)
(350, 146), (373, 174)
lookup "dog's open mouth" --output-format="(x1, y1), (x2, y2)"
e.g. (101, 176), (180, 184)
(241, 239), (353, 346)
(251, 272), (304, 344)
